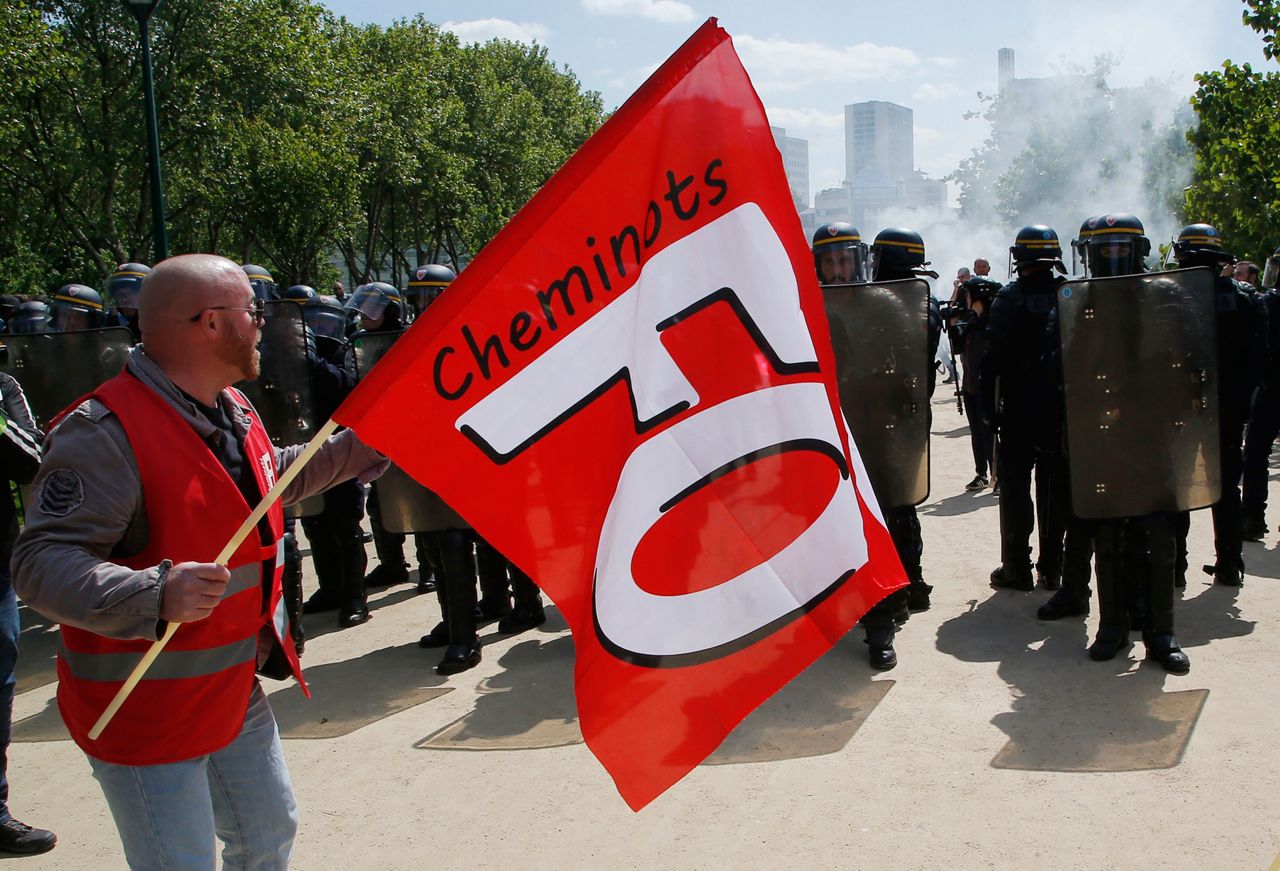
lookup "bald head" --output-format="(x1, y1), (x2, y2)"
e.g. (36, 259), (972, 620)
(137, 254), (262, 400)
(138, 254), (249, 337)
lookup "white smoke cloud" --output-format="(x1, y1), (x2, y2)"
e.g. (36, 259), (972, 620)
(735, 35), (920, 91)
(581, 0), (697, 23)
(441, 18), (550, 44)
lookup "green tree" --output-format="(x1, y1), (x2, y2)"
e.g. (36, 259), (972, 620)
(1185, 0), (1280, 264)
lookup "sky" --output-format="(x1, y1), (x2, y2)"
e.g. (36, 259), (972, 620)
(320, 0), (1275, 204)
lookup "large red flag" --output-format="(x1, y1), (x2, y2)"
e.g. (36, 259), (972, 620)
(335, 18), (905, 810)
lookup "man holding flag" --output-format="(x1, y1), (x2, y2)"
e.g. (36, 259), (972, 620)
(334, 18), (906, 810)
(13, 254), (386, 868)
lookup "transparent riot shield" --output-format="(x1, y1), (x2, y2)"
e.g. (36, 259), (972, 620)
(822, 278), (931, 508)
(352, 330), (466, 533)
(1057, 267), (1220, 518)
(0, 327), (134, 428)
(237, 301), (315, 448)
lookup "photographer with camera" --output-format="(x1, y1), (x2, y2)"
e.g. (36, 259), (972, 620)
(942, 276), (1001, 491)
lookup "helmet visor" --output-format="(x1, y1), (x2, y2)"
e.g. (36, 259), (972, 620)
(107, 277), (142, 311)
(345, 287), (390, 320)
(50, 301), (97, 332)
(303, 306), (348, 341)
(10, 312), (49, 334)
(813, 244), (864, 286)
(1087, 238), (1137, 277)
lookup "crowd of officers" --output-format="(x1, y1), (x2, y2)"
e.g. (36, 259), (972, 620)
(812, 215), (1280, 677)
(8, 217), (1280, 683)
(1, 262), (545, 678)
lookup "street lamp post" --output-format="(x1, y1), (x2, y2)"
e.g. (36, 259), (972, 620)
(122, 0), (168, 261)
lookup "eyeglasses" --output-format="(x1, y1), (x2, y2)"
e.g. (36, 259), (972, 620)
(189, 299), (266, 326)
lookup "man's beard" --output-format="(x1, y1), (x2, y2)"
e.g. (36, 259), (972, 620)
(218, 327), (260, 381)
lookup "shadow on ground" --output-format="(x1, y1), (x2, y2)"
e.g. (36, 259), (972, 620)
(705, 633), (891, 766)
(935, 587), (1244, 772)
(271, 641), (453, 739)
(919, 488), (998, 517)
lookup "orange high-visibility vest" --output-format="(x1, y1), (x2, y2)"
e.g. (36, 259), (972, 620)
(56, 370), (306, 764)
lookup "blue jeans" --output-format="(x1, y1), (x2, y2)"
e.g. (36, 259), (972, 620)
(0, 580), (18, 823)
(89, 683), (297, 871)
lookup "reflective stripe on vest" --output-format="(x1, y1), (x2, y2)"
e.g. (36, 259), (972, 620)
(59, 636), (256, 682)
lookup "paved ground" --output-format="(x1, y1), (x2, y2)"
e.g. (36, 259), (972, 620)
(11, 393), (1280, 870)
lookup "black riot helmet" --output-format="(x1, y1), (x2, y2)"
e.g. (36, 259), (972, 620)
(1259, 245), (1280, 290)
(1083, 213), (1150, 278)
(811, 222), (867, 285)
(242, 264), (278, 301)
(405, 264), (456, 317)
(50, 284), (106, 331)
(1008, 225), (1065, 276)
(106, 262), (151, 314)
(9, 300), (51, 335)
(345, 281), (404, 332)
(282, 284), (317, 303)
(1071, 215), (1099, 276)
(869, 227), (939, 281)
(1171, 223), (1233, 270)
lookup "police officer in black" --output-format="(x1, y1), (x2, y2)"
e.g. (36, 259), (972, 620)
(1171, 224), (1267, 586)
(983, 226), (1067, 592)
(1242, 243), (1280, 541)
(1060, 214), (1189, 672)
(48, 284), (106, 332)
(105, 263), (151, 342)
(862, 227), (941, 669)
(242, 264), (279, 302)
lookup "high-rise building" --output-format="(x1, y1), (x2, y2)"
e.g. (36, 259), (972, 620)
(845, 101), (914, 184)
(770, 126), (810, 211)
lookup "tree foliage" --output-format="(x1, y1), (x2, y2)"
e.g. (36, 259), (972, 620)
(0, 1), (605, 293)
(1185, 0), (1280, 264)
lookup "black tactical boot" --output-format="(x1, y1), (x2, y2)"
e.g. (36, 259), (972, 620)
(907, 579), (932, 612)
(418, 621), (449, 648)
(1144, 633), (1190, 675)
(990, 564), (1034, 592)
(364, 561), (410, 589)
(337, 600), (370, 628)
(1036, 569), (1062, 591)
(865, 627), (897, 671)
(1241, 512), (1267, 542)
(1088, 623), (1131, 661)
(1037, 588), (1090, 621)
(499, 567), (546, 633)
(436, 640), (482, 675)
(1208, 561), (1243, 587)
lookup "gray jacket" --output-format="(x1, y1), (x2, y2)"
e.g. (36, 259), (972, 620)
(12, 347), (387, 640)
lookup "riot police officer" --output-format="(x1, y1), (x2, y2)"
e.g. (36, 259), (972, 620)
(105, 263), (150, 342)
(1171, 224), (1267, 586)
(404, 264), (456, 319)
(983, 226), (1068, 592)
(294, 293), (371, 628)
(820, 227), (940, 670)
(1242, 243), (1280, 540)
(48, 285), (106, 332)
(1060, 214), (1190, 673)
(811, 222), (867, 285)
(242, 264), (279, 302)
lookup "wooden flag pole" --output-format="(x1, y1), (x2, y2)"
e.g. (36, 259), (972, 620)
(87, 418), (342, 741)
